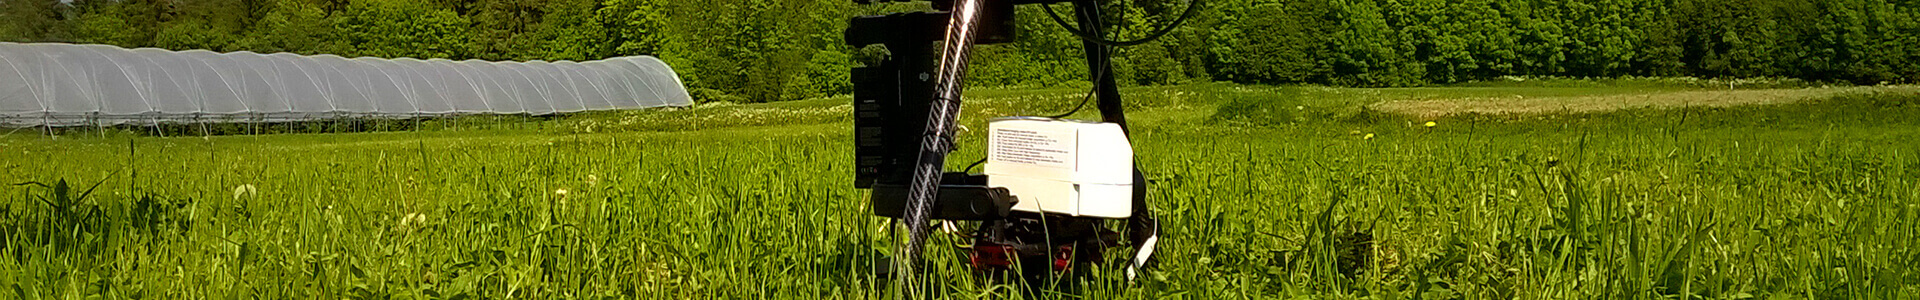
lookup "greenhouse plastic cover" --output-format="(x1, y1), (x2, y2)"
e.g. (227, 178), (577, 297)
(0, 42), (692, 126)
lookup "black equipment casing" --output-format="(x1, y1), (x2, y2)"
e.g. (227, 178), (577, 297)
(845, 0), (1164, 294)
(848, 10), (1016, 190)
(869, 173), (1016, 220)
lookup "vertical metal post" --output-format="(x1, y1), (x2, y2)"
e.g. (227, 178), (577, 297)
(896, 0), (988, 297)
(1071, 0), (1160, 279)
(1072, 0), (1128, 132)
(151, 116), (163, 137)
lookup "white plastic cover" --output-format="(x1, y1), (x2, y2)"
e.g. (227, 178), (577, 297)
(0, 42), (693, 126)
(985, 117), (1135, 218)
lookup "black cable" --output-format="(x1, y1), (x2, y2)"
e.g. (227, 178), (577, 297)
(1049, 3), (1113, 120)
(977, 0), (1148, 186)
(1045, 51), (1106, 119)
(1040, 0), (1203, 47)
(971, 52), (1101, 173)
(967, 56), (1101, 174)
(965, 61), (1097, 174)
(1046, 90), (1094, 119)
(967, 49), (1105, 174)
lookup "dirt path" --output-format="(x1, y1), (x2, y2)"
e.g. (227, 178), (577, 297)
(1370, 86), (1919, 117)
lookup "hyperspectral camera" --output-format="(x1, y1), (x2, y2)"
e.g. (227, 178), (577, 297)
(846, 0), (1158, 289)
(847, 0), (1134, 219)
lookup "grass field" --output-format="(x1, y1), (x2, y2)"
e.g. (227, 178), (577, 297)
(3, 80), (1918, 299)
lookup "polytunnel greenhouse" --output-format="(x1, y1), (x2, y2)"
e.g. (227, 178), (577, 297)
(0, 42), (692, 127)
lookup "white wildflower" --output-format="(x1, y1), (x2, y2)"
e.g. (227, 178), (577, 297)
(232, 184), (257, 200)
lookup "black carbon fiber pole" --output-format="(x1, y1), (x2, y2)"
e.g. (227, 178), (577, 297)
(895, 0), (987, 296)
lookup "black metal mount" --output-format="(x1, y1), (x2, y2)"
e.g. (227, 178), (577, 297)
(845, 0), (1142, 222)
(869, 173), (1016, 220)
(846, 0), (1158, 294)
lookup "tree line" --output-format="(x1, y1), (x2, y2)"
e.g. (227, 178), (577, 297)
(3, 0), (1916, 102)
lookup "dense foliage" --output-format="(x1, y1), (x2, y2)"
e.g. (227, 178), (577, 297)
(3, 0), (1917, 101)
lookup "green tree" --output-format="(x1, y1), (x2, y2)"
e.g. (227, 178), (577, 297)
(1887, 2), (1920, 82)
(465, 0), (545, 60)
(328, 0), (473, 59)
(519, 0), (603, 61)
(1629, 0), (1685, 76)
(1108, 0), (1192, 86)
(231, 0), (333, 54)
(68, 0), (165, 48)
(1385, 0), (1481, 83)
(1680, 0), (1785, 78)
(1562, 0), (1640, 76)
(145, 0), (277, 49)
(8, 0), (1914, 98)
(1451, 0), (1518, 79)
(654, 0), (848, 101)
(598, 0), (671, 57)
(153, 18), (239, 51)
(1211, 1), (1333, 84)
(1324, 0), (1418, 86)
(1512, 4), (1568, 75)
(0, 0), (65, 42)
(967, 4), (1089, 88)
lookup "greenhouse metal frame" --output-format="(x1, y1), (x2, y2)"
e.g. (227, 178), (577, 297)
(0, 42), (692, 127)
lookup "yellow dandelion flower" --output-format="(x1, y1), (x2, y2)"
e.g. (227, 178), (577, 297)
(1424, 121), (1437, 128)
(1363, 133), (1375, 140)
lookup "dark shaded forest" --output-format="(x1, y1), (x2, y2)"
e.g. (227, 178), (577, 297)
(3, 0), (1916, 102)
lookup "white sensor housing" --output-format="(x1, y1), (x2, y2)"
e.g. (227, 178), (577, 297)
(985, 117), (1133, 218)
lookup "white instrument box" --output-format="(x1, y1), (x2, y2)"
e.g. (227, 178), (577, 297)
(984, 117), (1133, 218)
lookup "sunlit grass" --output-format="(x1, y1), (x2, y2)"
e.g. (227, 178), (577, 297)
(1, 81), (1915, 299)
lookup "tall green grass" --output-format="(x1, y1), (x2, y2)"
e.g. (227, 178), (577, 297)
(1, 82), (1914, 298)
